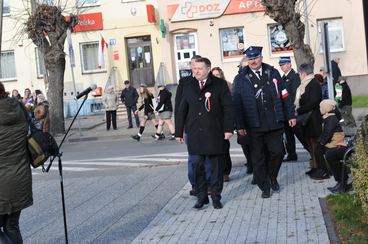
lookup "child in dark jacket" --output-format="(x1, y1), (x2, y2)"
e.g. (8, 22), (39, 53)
(315, 99), (351, 193)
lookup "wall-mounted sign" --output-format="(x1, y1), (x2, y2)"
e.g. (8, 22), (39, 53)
(113, 51), (119, 61)
(73, 12), (103, 32)
(109, 39), (117, 46)
(167, 0), (265, 22)
(168, 0), (231, 22)
(268, 23), (293, 57)
(224, 0), (265, 15)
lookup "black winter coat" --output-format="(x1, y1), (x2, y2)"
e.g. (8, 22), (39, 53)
(156, 88), (173, 113)
(175, 75), (196, 119)
(138, 94), (155, 115)
(319, 113), (343, 145)
(297, 78), (322, 137)
(175, 73), (233, 155)
(120, 86), (139, 107)
(339, 82), (352, 108)
(331, 60), (341, 85)
(282, 69), (300, 104)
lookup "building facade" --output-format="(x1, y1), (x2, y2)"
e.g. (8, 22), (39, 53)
(156, 0), (368, 94)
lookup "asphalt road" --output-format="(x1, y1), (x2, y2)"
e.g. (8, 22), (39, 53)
(21, 137), (245, 243)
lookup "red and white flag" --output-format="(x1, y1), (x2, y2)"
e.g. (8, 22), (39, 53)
(98, 33), (106, 69)
(281, 89), (289, 99)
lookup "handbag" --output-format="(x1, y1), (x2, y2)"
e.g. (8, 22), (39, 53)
(296, 111), (312, 127)
(19, 102), (59, 168)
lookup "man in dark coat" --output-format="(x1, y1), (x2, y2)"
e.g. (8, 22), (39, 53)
(331, 57), (342, 86)
(120, 80), (140, 129)
(175, 57), (233, 209)
(175, 55), (202, 196)
(337, 77), (356, 127)
(279, 57), (300, 161)
(232, 46), (296, 198)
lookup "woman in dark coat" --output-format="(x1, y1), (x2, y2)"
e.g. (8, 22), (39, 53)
(0, 82), (33, 243)
(294, 63), (326, 179)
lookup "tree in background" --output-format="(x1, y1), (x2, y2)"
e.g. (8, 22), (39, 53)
(262, 0), (315, 67)
(25, 3), (78, 135)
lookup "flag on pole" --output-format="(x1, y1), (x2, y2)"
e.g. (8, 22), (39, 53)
(98, 33), (107, 69)
(66, 29), (75, 67)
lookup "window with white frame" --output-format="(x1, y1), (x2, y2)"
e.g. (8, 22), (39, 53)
(80, 42), (105, 73)
(0, 51), (16, 81)
(3, 0), (10, 15)
(317, 18), (345, 53)
(76, 0), (100, 7)
(219, 27), (245, 62)
(35, 48), (46, 77)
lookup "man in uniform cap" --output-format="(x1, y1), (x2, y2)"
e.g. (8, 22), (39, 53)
(233, 46), (296, 198)
(279, 56), (300, 162)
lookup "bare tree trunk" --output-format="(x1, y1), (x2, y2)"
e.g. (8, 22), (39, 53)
(262, 0), (314, 67)
(45, 49), (66, 135)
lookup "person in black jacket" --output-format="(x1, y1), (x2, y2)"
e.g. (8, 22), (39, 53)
(175, 57), (233, 209)
(120, 80), (140, 129)
(331, 58), (342, 86)
(315, 99), (351, 193)
(175, 55), (202, 196)
(153, 84), (175, 140)
(279, 57), (300, 161)
(131, 84), (158, 141)
(337, 77), (356, 127)
(233, 46), (296, 198)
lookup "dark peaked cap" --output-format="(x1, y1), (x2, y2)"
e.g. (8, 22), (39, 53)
(243, 46), (263, 60)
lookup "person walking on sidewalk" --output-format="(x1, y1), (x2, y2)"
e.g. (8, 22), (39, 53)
(102, 85), (119, 130)
(153, 84), (175, 140)
(336, 76), (356, 127)
(175, 57), (233, 209)
(120, 80), (140, 129)
(279, 56), (300, 162)
(232, 46), (296, 198)
(131, 84), (158, 141)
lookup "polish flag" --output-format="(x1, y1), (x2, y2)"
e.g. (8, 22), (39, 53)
(98, 33), (106, 69)
(281, 89), (289, 99)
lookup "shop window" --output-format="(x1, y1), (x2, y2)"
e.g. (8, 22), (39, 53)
(35, 48), (46, 78)
(3, 0), (10, 16)
(267, 23), (293, 57)
(219, 27), (245, 62)
(76, 0), (100, 7)
(317, 18), (345, 53)
(0, 51), (16, 81)
(173, 33), (198, 80)
(80, 42), (105, 73)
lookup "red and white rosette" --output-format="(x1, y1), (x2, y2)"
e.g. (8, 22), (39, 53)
(205, 92), (211, 112)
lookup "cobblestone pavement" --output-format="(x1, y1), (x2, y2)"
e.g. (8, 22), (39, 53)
(132, 160), (334, 244)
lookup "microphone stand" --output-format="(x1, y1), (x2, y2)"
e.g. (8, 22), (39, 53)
(43, 94), (89, 244)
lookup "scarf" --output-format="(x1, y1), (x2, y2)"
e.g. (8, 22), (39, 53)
(294, 74), (315, 110)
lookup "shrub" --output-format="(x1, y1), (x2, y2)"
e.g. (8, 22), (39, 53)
(352, 115), (368, 217)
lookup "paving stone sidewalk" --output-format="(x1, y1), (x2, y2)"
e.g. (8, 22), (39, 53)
(132, 162), (334, 244)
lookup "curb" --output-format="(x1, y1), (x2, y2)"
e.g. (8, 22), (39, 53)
(319, 197), (340, 244)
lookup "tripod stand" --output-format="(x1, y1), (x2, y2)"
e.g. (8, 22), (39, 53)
(44, 95), (89, 244)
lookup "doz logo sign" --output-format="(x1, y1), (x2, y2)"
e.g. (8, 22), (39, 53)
(171, 0), (230, 22)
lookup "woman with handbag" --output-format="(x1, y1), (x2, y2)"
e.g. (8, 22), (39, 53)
(294, 63), (328, 180)
(0, 82), (33, 243)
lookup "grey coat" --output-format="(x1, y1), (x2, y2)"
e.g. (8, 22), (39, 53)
(0, 97), (33, 214)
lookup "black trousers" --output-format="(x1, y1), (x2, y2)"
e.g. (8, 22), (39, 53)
(249, 129), (284, 191)
(192, 155), (224, 202)
(106, 110), (117, 130)
(284, 122), (297, 158)
(126, 105), (140, 127)
(223, 140), (232, 176)
(293, 125), (310, 153)
(0, 211), (22, 244)
(315, 145), (348, 182)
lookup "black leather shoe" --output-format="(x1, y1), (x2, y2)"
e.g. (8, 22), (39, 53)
(193, 197), (209, 209)
(305, 168), (316, 175)
(127, 126), (133, 129)
(261, 189), (271, 198)
(251, 177), (256, 185)
(327, 183), (341, 192)
(271, 180), (280, 191)
(283, 156), (297, 162)
(309, 169), (330, 180)
(189, 188), (196, 196)
(131, 135), (140, 141)
(213, 200), (223, 209)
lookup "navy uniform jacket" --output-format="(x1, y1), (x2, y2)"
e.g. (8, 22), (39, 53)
(175, 73), (233, 155)
(232, 63), (295, 131)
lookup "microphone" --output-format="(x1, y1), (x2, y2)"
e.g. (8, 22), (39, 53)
(75, 84), (97, 99)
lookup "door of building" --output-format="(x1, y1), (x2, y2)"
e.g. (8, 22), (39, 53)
(173, 32), (198, 81)
(126, 36), (154, 87)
